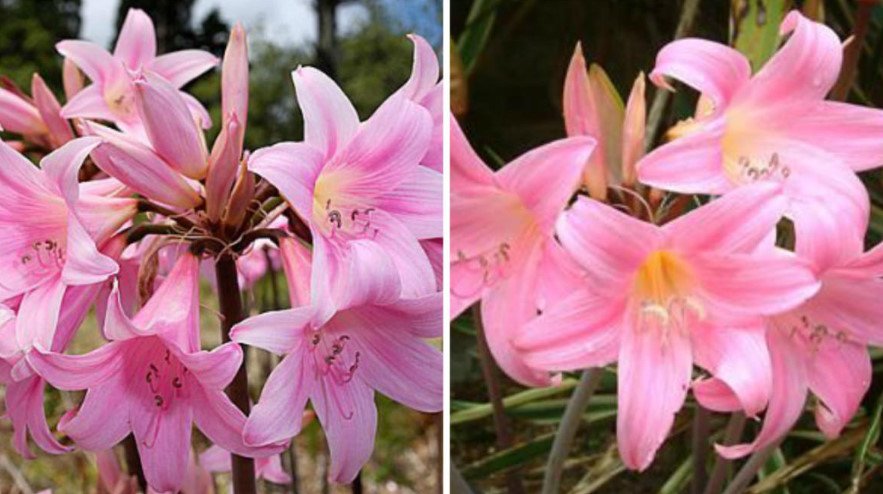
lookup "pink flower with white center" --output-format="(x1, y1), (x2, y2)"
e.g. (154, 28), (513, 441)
(563, 42), (646, 198)
(28, 253), (283, 493)
(696, 218), (883, 459)
(637, 10), (879, 269)
(59, 8), (217, 134)
(513, 183), (820, 470)
(248, 62), (440, 317)
(0, 137), (134, 352)
(231, 241), (442, 483)
(450, 116), (595, 386)
(396, 34), (442, 172)
(200, 444), (291, 485)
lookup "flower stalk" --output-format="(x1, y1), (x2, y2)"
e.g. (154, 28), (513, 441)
(215, 253), (257, 494)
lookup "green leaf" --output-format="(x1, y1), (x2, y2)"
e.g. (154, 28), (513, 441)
(848, 393), (883, 493)
(461, 432), (556, 479)
(732, 0), (789, 71)
(457, 0), (499, 75)
(657, 454), (693, 494)
(450, 378), (579, 424)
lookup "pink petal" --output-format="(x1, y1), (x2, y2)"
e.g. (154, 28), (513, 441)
(480, 244), (555, 386)
(312, 379), (376, 483)
(0, 87), (46, 136)
(41, 136), (102, 204)
(422, 238), (443, 291)
(650, 38), (750, 111)
(114, 9), (157, 70)
(134, 73), (208, 179)
(692, 378), (742, 413)
(636, 118), (731, 194)
(16, 276), (65, 351)
(198, 445), (230, 472)
(805, 276), (883, 346)
(132, 396), (192, 493)
(496, 136), (595, 229)
(193, 387), (285, 458)
(6, 377), (71, 457)
(243, 347), (314, 446)
(690, 319), (771, 417)
(62, 213), (119, 286)
(248, 142), (325, 220)
(259, 454), (292, 484)
(377, 166), (442, 239)
(617, 315), (693, 471)
(56, 40), (122, 85)
(807, 339), (870, 438)
(398, 34), (439, 101)
(292, 66), (359, 158)
(556, 197), (658, 291)
(325, 95), (431, 199)
(59, 85), (117, 121)
(664, 181), (786, 254)
(31, 74), (74, 147)
(174, 342), (242, 390)
(348, 312), (443, 412)
(59, 380), (130, 450)
(27, 342), (123, 390)
(221, 24), (249, 132)
(418, 84), (443, 170)
(133, 253), (199, 348)
(377, 291), (442, 339)
(205, 115), (243, 221)
(358, 211), (435, 298)
(450, 116), (494, 191)
(785, 101), (883, 172)
(62, 58), (84, 100)
(178, 90), (213, 129)
(717, 328), (808, 459)
(231, 307), (312, 355)
(514, 289), (622, 372)
(86, 122), (201, 208)
(738, 11), (841, 105)
(149, 50), (219, 89)
(562, 42), (596, 137)
(75, 194), (138, 244)
(334, 240), (403, 310)
(279, 237), (312, 308)
(692, 251), (819, 316)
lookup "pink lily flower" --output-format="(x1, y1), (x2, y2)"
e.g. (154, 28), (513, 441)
(95, 448), (215, 494)
(396, 34), (442, 171)
(200, 444), (291, 485)
(698, 220), (883, 458)
(231, 241), (442, 483)
(28, 253), (283, 493)
(248, 63), (439, 314)
(513, 183), (820, 470)
(450, 115), (595, 386)
(0, 237), (126, 458)
(563, 42), (646, 198)
(637, 10), (878, 269)
(59, 8), (217, 133)
(0, 137), (135, 352)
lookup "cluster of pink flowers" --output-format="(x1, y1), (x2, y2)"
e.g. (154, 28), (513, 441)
(452, 10), (883, 470)
(0, 9), (441, 493)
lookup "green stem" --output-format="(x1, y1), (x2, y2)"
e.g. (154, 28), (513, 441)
(692, 405), (711, 494)
(541, 369), (603, 494)
(720, 440), (781, 494)
(704, 412), (747, 494)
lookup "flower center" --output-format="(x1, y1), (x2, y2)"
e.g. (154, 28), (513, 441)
(633, 251), (703, 336)
(309, 330), (361, 419)
(140, 346), (191, 447)
(721, 111), (792, 185)
(780, 313), (851, 350)
(312, 174), (379, 241)
(14, 238), (65, 280)
(104, 80), (137, 121)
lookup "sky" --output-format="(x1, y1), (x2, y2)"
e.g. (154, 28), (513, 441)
(81, 0), (370, 48)
(80, 0), (441, 49)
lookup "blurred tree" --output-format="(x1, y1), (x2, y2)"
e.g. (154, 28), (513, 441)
(114, 0), (229, 55)
(0, 0), (81, 89)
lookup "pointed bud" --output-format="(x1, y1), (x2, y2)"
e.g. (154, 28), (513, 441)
(222, 23), (248, 148)
(0, 86), (46, 136)
(62, 58), (84, 100)
(133, 72), (208, 179)
(84, 121), (202, 209)
(621, 72), (646, 187)
(205, 114), (242, 222)
(31, 74), (74, 148)
(223, 156), (255, 229)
